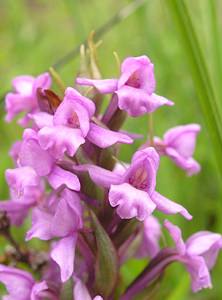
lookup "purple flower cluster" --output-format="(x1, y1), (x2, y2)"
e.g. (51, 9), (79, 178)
(0, 54), (221, 300)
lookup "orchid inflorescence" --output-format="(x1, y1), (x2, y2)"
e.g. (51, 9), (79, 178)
(0, 40), (221, 300)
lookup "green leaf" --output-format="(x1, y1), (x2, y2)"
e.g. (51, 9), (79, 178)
(90, 210), (118, 297)
(165, 0), (222, 179)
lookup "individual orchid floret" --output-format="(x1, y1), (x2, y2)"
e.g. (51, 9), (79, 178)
(37, 88), (87, 159)
(0, 265), (58, 300)
(74, 279), (103, 300)
(164, 220), (222, 292)
(76, 56), (173, 117)
(152, 124), (201, 176)
(36, 87), (133, 159)
(137, 215), (161, 258)
(26, 189), (83, 282)
(5, 73), (51, 126)
(74, 147), (192, 221)
(19, 128), (80, 191)
(0, 166), (43, 225)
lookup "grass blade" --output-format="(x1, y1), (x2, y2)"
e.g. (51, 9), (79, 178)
(166, 0), (222, 179)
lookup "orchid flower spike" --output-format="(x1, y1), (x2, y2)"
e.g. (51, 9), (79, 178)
(1, 49), (217, 299)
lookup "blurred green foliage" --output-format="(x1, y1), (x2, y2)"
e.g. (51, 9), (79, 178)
(0, 0), (222, 299)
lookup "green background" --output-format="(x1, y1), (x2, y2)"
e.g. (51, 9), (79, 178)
(0, 0), (221, 299)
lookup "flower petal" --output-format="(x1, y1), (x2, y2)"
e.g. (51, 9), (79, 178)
(117, 87), (173, 117)
(119, 55), (156, 94)
(48, 166), (80, 191)
(87, 123), (133, 148)
(152, 191), (192, 220)
(73, 164), (122, 188)
(137, 216), (161, 258)
(164, 124), (201, 158)
(53, 97), (90, 137)
(51, 192), (82, 237)
(164, 220), (186, 254)
(5, 93), (33, 122)
(38, 126), (85, 159)
(76, 78), (118, 94)
(29, 112), (53, 129)
(73, 279), (92, 300)
(109, 183), (156, 221)
(0, 265), (34, 299)
(125, 147), (159, 194)
(74, 279), (104, 300)
(165, 147), (201, 176)
(19, 134), (54, 176)
(183, 255), (212, 292)
(32, 72), (51, 98)
(12, 75), (34, 95)
(132, 147), (159, 167)
(31, 281), (48, 300)
(186, 231), (222, 269)
(26, 208), (53, 241)
(5, 166), (39, 191)
(65, 87), (96, 117)
(51, 234), (77, 282)
(0, 201), (32, 226)
(9, 141), (22, 165)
